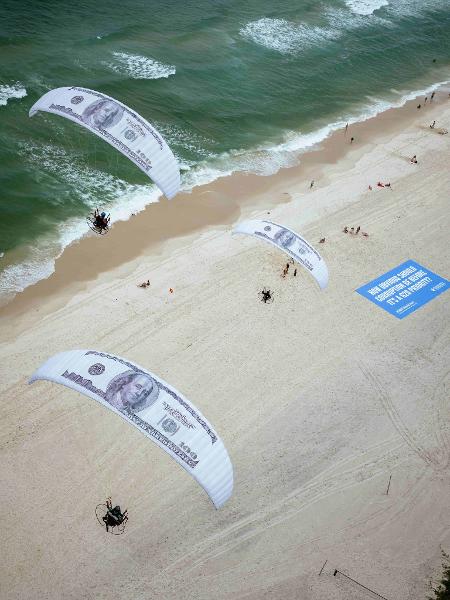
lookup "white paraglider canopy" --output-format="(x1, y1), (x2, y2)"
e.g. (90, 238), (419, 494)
(30, 349), (233, 509)
(233, 219), (329, 289)
(29, 86), (180, 199)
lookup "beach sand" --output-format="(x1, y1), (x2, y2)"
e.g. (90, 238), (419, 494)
(1, 91), (449, 599)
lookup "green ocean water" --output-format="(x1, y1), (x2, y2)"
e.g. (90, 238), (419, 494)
(0, 0), (449, 299)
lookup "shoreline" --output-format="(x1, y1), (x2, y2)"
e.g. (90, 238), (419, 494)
(1, 74), (449, 600)
(1, 82), (448, 329)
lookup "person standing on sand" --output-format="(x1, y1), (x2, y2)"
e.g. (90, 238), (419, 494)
(430, 121), (436, 129)
(293, 268), (297, 277)
(350, 137), (354, 144)
(424, 97), (428, 104)
(431, 91), (435, 101)
(345, 123), (348, 135)
(356, 226), (360, 234)
(310, 180), (314, 189)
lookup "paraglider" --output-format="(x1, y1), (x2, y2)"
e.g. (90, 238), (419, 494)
(233, 219), (329, 289)
(29, 86), (180, 199)
(87, 209), (110, 235)
(29, 349), (233, 509)
(96, 497), (128, 534)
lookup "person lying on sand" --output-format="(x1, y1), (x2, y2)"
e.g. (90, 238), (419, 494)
(319, 238), (325, 243)
(138, 280), (150, 288)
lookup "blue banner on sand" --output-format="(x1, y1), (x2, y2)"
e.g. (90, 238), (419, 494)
(356, 260), (449, 319)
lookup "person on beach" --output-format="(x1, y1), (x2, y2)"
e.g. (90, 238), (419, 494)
(350, 227), (355, 234)
(286, 262), (290, 272)
(430, 121), (436, 129)
(350, 137), (354, 144)
(410, 155), (418, 164)
(356, 226), (360, 234)
(368, 185), (372, 191)
(343, 226), (349, 233)
(319, 238), (325, 243)
(431, 91), (435, 101)
(417, 104), (421, 109)
(310, 180), (314, 189)
(293, 268), (297, 277)
(424, 97), (427, 104)
(345, 123), (348, 134)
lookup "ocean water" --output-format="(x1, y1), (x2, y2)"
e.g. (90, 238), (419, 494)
(0, 0), (449, 301)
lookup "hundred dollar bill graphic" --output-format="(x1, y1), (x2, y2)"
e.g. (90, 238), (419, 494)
(30, 349), (233, 508)
(233, 219), (328, 289)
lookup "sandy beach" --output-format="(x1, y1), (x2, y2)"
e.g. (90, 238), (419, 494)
(1, 89), (449, 600)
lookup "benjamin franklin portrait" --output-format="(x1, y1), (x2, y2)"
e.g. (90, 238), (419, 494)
(105, 370), (159, 413)
(273, 227), (297, 249)
(81, 98), (124, 129)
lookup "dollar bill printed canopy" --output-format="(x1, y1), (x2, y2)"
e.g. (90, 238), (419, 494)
(233, 219), (329, 289)
(30, 350), (233, 508)
(29, 87), (180, 199)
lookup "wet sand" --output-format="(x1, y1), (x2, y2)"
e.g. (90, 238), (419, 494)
(1, 88), (449, 600)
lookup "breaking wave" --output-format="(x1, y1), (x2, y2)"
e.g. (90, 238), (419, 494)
(0, 82), (27, 107)
(107, 52), (176, 79)
(240, 18), (337, 54)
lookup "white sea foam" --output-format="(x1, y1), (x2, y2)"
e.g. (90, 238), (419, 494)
(0, 82), (27, 107)
(240, 18), (336, 54)
(3, 78), (449, 302)
(182, 78), (450, 191)
(107, 52), (176, 79)
(0, 142), (160, 301)
(382, 0), (446, 18)
(345, 0), (389, 16)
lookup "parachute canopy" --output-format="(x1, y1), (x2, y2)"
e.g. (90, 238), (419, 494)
(30, 350), (233, 508)
(29, 87), (180, 199)
(233, 219), (329, 289)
